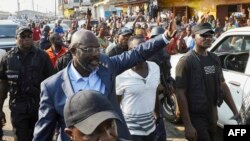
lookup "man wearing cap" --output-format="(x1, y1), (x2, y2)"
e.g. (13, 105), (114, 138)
(105, 27), (132, 57)
(0, 26), (54, 141)
(64, 90), (123, 141)
(33, 27), (176, 141)
(175, 23), (239, 141)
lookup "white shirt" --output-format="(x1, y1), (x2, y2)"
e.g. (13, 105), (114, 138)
(116, 61), (160, 135)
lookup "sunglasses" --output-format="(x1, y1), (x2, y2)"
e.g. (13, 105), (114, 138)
(19, 34), (32, 39)
(200, 33), (213, 38)
(77, 47), (102, 54)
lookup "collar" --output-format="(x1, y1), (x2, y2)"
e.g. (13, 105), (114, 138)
(13, 45), (37, 54)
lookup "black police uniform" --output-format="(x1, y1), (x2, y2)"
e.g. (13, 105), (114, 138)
(176, 50), (224, 141)
(0, 46), (54, 141)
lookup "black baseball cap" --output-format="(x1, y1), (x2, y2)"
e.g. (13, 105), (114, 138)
(192, 22), (214, 34)
(64, 90), (121, 135)
(16, 26), (32, 35)
(118, 27), (132, 36)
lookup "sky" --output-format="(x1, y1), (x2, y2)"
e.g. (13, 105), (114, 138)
(0, 0), (56, 13)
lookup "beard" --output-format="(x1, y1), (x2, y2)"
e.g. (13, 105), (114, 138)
(76, 57), (99, 73)
(201, 40), (212, 49)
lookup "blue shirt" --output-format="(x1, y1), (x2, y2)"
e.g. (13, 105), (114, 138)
(68, 63), (105, 95)
(54, 26), (64, 34)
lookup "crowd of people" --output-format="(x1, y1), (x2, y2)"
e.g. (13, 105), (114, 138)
(0, 8), (249, 141)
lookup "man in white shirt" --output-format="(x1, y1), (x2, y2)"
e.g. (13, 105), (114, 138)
(116, 36), (161, 141)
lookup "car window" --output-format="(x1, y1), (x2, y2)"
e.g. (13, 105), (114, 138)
(90, 21), (98, 26)
(62, 20), (72, 27)
(214, 35), (250, 73)
(0, 25), (18, 37)
(214, 35), (250, 53)
(61, 24), (69, 31)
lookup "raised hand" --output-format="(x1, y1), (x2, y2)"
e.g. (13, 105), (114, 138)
(164, 20), (177, 39)
(87, 8), (92, 19)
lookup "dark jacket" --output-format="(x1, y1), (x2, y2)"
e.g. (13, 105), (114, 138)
(178, 50), (223, 114)
(39, 32), (51, 50)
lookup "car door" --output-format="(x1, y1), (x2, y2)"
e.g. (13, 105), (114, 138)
(212, 35), (250, 127)
(218, 70), (248, 126)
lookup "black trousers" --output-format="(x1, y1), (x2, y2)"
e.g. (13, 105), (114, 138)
(131, 130), (155, 141)
(190, 115), (216, 141)
(10, 101), (38, 141)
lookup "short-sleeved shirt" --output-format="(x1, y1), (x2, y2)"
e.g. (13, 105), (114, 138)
(116, 61), (160, 135)
(46, 47), (68, 67)
(32, 27), (41, 41)
(175, 51), (224, 129)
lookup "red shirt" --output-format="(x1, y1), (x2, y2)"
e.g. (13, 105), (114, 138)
(46, 47), (68, 67)
(32, 27), (41, 41)
(166, 37), (178, 55)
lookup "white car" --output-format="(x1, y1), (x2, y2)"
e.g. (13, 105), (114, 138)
(170, 27), (250, 128)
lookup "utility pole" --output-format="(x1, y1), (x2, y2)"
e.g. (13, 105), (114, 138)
(80, 0), (82, 7)
(32, 0), (34, 11)
(62, 0), (64, 16)
(55, 0), (57, 17)
(17, 0), (20, 12)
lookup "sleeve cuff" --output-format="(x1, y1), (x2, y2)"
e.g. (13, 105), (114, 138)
(162, 34), (170, 44)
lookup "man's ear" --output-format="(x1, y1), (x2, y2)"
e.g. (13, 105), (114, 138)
(65, 128), (73, 138)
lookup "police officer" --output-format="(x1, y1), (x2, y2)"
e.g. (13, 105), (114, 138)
(175, 23), (239, 141)
(0, 26), (54, 141)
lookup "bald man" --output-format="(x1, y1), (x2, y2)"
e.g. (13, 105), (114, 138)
(33, 29), (176, 141)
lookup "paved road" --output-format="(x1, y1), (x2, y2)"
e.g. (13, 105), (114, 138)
(164, 119), (187, 141)
(164, 118), (224, 141)
(1, 97), (222, 141)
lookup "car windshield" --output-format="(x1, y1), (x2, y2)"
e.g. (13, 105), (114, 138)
(90, 20), (98, 26)
(214, 35), (250, 53)
(0, 25), (17, 38)
(63, 20), (72, 27)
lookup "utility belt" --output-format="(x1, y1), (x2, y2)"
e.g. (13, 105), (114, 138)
(9, 85), (40, 114)
(9, 84), (40, 101)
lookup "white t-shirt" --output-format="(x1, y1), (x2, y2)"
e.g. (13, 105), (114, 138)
(116, 61), (160, 135)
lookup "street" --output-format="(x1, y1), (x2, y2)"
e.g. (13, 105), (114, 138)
(164, 118), (224, 141)
(1, 95), (223, 141)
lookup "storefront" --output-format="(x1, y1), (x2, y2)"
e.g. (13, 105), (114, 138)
(157, 0), (250, 26)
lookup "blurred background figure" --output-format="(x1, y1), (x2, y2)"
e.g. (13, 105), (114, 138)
(39, 25), (51, 50)
(32, 22), (41, 47)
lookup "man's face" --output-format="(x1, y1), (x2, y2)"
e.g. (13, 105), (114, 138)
(195, 32), (213, 49)
(99, 27), (108, 36)
(247, 20), (250, 26)
(118, 34), (131, 49)
(73, 44), (100, 73)
(186, 27), (191, 36)
(65, 119), (118, 141)
(16, 31), (33, 49)
(52, 35), (63, 48)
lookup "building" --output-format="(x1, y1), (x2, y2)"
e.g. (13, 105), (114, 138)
(92, 0), (149, 19)
(59, 0), (92, 18)
(158, 0), (250, 26)
(15, 10), (46, 20)
(93, 0), (123, 19)
(0, 11), (11, 20)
